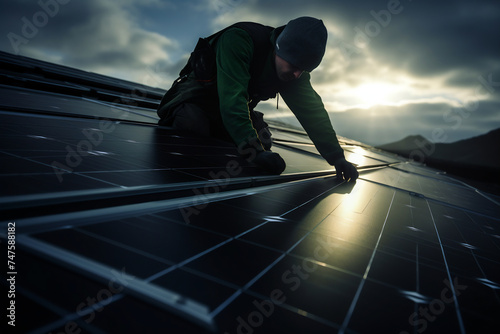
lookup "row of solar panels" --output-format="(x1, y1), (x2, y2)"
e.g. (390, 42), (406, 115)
(0, 50), (499, 333)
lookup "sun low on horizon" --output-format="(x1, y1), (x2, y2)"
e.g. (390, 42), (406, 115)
(346, 82), (405, 109)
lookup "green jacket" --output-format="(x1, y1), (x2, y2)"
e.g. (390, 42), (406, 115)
(214, 27), (344, 164)
(158, 25), (345, 164)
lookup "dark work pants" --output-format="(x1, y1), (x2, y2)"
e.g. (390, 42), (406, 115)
(163, 103), (273, 150)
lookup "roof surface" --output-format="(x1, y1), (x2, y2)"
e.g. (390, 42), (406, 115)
(1, 50), (499, 334)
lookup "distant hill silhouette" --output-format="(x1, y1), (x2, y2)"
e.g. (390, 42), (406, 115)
(376, 128), (500, 186)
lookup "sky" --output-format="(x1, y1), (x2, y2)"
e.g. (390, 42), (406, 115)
(1, 0), (499, 146)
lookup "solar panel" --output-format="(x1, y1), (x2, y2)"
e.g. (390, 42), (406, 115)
(0, 50), (499, 334)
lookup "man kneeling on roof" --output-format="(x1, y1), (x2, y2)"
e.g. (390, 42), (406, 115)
(157, 17), (358, 180)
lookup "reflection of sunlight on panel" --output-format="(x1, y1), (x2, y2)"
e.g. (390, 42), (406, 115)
(350, 146), (369, 156)
(344, 152), (365, 167)
(317, 183), (381, 246)
(337, 185), (374, 216)
(344, 146), (370, 167)
(318, 186), (365, 239)
(301, 232), (374, 276)
(318, 217), (372, 245)
(289, 194), (345, 229)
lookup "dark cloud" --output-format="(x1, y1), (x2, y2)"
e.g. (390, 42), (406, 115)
(356, 0), (500, 77)
(1, 0), (180, 84)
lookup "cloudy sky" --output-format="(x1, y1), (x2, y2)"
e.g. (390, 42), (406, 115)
(1, 0), (499, 146)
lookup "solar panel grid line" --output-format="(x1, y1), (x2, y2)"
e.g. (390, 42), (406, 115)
(272, 141), (326, 160)
(390, 165), (474, 192)
(27, 294), (121, 334)
(79, 168), (174, 174)
(143, 237), (236, 283)
(1, 149), (78, 161)
(448, 218), (500, 305)
(409, 192), (438, 334)
(0, 109), (106, 126)
(414, 244), (422, 332)
(3, 74), (93, 97)
(338, 190), (397, 333)
(207, 253), (289, 320)
(1, 164), (133, 195)
(1, 149), (69, 172)
(5, 282), (87, 334)
(30, 320), (108, 334)
(207, 221), (353, 329)
(367, 251), (444, 285)
(0, 175), (225, 206)
(239, 239), (302, 288)
(0, 88), (159, 124)
(275, 140), (398, 169)
(73, 226), (175, 267)
(91, 90), (160, 110)
(70, 171), (127, 188)
(80, 97), (159, 121)
(424, 199), (467, 334)
(464, 211), (500, 254)
(466, 186), (500, 206)
(359, 174), (499, 220)
(451, 212), (500, 301)
(388, 164), (463, 185)
(234, 288), (343, 331)
(0, 82), (85, 102)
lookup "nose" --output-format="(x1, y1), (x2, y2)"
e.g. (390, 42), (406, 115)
(293, 69), (303, 79)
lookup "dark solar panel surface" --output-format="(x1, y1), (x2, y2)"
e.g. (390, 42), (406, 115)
(1, 51), (499, 334)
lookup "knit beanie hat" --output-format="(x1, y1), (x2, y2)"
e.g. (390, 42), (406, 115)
(275, 17), (328, 72)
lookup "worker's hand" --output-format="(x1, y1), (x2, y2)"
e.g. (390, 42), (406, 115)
(334, 157), (359, 182)
(253, 151), (286, 175)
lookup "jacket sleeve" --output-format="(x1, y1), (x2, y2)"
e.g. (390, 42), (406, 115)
(279, 73), (345, 165)
(214, 28), (265, 153)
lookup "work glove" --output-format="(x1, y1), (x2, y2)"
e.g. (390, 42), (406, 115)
(334, 157), (359, 182)
(253, 151), (286, 175)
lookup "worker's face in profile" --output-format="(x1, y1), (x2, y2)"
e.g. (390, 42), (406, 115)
(275, 55), (303, 82)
